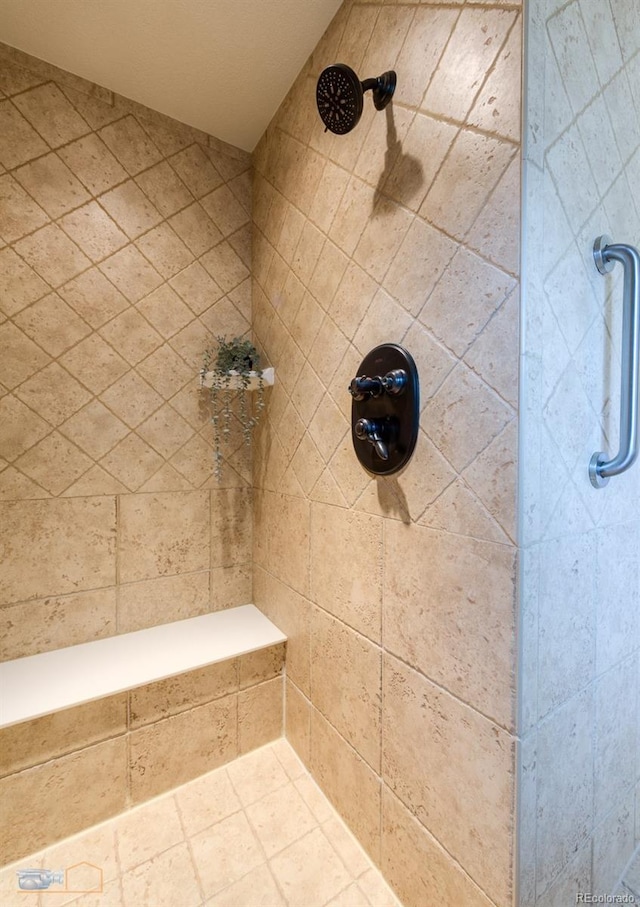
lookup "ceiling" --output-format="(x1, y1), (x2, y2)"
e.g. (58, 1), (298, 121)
(0, 0), (342, 151)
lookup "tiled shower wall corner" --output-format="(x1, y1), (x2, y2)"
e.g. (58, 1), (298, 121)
(0, 44), (254, 662)
(519, 0), (640, 903)
(251, 2), (522, 905)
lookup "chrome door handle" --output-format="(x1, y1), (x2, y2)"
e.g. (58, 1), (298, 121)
(590, 236), (640, 488)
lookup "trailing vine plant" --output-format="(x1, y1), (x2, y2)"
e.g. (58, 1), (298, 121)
(201, 336), (265, 481)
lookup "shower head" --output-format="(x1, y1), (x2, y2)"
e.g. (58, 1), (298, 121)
(316, 63), (396, 135)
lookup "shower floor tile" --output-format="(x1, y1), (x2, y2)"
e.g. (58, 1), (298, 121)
(0, 739), (401, 907)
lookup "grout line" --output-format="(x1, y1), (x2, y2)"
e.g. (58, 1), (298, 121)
(173, 790), (207, 905)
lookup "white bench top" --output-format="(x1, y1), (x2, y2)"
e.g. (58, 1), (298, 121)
(0, 605), (286, 729)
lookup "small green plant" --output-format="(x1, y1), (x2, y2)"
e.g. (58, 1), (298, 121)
(201, 336), (265, 481)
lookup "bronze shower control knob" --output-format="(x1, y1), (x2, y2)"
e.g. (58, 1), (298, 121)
(355, 417), (392, 461)
(381, 369), (407, 395)
(348, 370), (407, 401)
(349, 376), (383, 400)
(349, 345), (419, 477)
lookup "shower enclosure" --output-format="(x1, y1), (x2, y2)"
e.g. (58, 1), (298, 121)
(0, 0), (639, 904)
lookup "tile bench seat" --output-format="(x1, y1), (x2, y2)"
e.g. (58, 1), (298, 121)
(0, 605), (286, 866)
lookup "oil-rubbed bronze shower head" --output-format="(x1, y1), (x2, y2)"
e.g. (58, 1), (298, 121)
(316, 63), (396, 135)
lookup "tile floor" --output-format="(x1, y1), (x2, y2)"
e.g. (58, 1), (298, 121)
(0, 739), (401, 907)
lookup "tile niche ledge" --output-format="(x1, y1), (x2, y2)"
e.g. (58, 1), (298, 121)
(199, 366), (275, 390)
(0, 604), (286, 729)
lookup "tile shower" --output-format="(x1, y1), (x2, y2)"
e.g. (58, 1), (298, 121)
(0, 2), (638, 907)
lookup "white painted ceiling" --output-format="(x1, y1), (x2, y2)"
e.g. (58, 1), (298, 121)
(0, 0), (342, 151)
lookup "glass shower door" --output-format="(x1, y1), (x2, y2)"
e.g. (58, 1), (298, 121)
(519, 0), (640, 904)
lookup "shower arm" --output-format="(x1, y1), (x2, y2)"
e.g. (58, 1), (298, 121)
(589, 235), (640, 488)
(361, 72), (396, 110)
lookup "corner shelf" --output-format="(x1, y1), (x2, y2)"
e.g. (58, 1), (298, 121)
(199, 367), (275, 391)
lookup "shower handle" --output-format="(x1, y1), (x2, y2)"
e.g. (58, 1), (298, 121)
(355, 418), (390, 460)
(349, 369), (407, 401)
(589, 236), (640, 488)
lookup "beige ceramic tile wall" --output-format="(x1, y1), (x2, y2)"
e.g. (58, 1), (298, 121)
(251, 2), (522, 905)
(0, 44), (254, 661)
(520, 0), (640, 903)
(0, 644), (284, 866)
